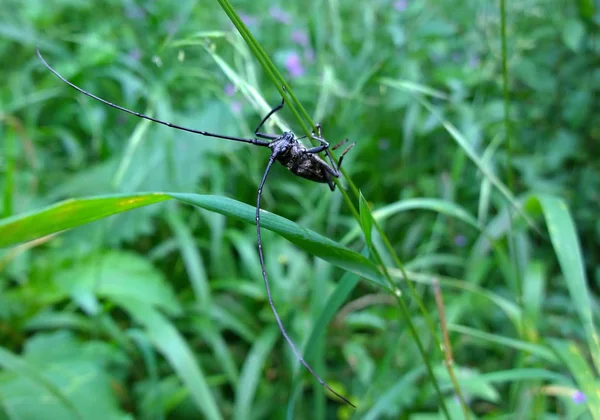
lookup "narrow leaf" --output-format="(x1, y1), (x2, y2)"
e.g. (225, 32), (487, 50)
(234, 327), (279, 420)
(0, 193), (170, 247)
(117, 298), (223, 420)
(538, 194), (600, 373)
(358, 192), (373, 248)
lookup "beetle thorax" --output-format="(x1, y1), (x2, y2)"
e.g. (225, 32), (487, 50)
(269, 131), (303, 156)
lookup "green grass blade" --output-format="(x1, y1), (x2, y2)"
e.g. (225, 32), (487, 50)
(358, 192), (373, 248)
(118, 298), (223, 420)
(287, 271), (361, 410)
(0, 193), (386, 289)
(127, 329), (164, 420)
(342, 197), (481, 245)
(380, 82), (538, 233)
(449, 324), (557, 363)
(361, 368), (425, 420)
(172, 193), (386, 288)
(234, 326), (279, 420)
(537, 194), (600, 374)
(166, 206), (211, 306)
(550, 339), (600, 418)
(0, 193), (171, 247)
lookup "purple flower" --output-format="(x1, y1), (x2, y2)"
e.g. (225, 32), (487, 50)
(572, 390), (586, 404)
(269, 6), (291, 24)
(454, 235), (467, 247)
(285, 53), (305, 78)
(239, 13), (258, 27)
(468, 54), (481, 68)
(230, 101), (242, 114)
(394, 0), (407, 11)
(224, 83), (236, 97)
(291, 29), (309, 47)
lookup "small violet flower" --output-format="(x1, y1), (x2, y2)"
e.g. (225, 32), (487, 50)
(572, 390), (586, 404)
(285, 53), (305, 78)
(291, 29), (309, 47)
(224, 83), (237, 97)
(230, 101), (242, 114)
(454, 235), (467, 247)
(269, 6), (291, 24)
(394, 0), (407, 12)
(239, 13), (258, 27)
(468, 54), (481, 68)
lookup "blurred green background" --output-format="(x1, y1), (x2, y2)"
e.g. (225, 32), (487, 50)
(1, 0), (600, 418)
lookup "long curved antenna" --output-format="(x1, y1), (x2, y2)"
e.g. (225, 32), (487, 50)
(254, 96), (285, 140)
(256, 153), (355, 408)
(36, 47), (270, 147)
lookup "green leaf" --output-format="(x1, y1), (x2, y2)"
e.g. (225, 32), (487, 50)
(537, 194), (600, 373)
(0, 193), (387, 290)
(377, 87), (539, 233)
(166, 207), (211, 306)
(0, 193), (170, 247)
(362, 368), (425, 420)
(288, 271), (361, 410)
(303, 272), (361, 363)
(0, 346), (85, 420)
(577, 0), (595, 18)
(551, 340), (600, 418)
(234, 327), (279, 420)
(172, 193), (387, 289)
(343, 198), (481, 245)
(562, 19), (586, 52)
(358, 192), (373, 248)
(53, 251), (181, 315)
(117, 298), (223, 420)
(449, 324), (557, 363)
(0, 332), (130, 420)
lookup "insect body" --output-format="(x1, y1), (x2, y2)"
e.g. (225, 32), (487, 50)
(37, 47), (355, 407)
(270, 129), (350, 190)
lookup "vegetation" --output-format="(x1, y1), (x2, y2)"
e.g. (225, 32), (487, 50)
(1, 0), (599, 418)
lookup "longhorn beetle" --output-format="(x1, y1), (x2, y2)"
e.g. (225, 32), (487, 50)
(37, 47), (355, 407)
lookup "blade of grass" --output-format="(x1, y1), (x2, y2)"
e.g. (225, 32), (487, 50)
(550, 339), (600, 418)
(117, 298), (223, 420)
(288, 271), (361, 410)
(234, 326), (279, 420)
(448, 324), (557, 363)
(165, 205), (211, 306)
(0, 193), (170, 247)
(0, 193), (387, 289)
(127, 329), (164, 420)
(341, 197), (482, 245)
(380, 81), (539, 234)
(538, 195), (600, 374)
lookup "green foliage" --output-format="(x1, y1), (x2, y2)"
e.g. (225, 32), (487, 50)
(2, 0), (600, 418)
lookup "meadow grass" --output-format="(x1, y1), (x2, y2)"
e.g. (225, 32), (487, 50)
(1, 0), (599, 418)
